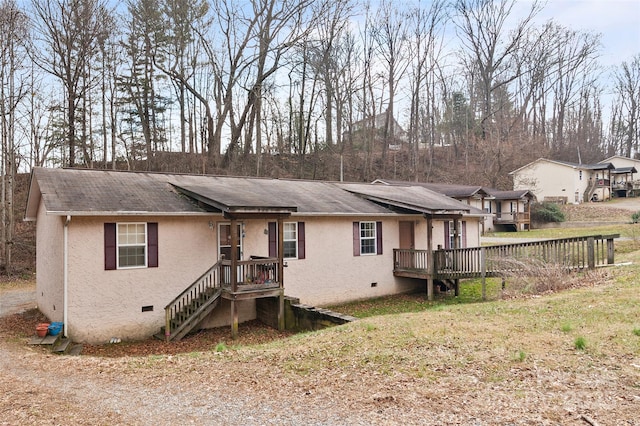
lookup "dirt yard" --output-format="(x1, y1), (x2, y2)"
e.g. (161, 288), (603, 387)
(1, 198), (640, 425)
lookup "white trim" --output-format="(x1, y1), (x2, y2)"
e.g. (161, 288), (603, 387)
(116, 222), (148, 269)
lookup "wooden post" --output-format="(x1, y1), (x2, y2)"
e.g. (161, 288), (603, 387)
(277, 216), (285, 331)
(230, 218), (238, 292)
(278, 291), (285, 331)
(230, 218), (239, 339)
(277, 216), (284, 288)
(480, 247), (487, 301)
(607, 237), (615, 265)
(231, 297), (238, 339)
(426, 216), (434, 301)
(587, 237), (595, 269)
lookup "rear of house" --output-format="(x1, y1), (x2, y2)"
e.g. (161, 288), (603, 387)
(26, 168), (483, 344)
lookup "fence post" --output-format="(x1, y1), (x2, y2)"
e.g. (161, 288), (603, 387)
(607, 237), (615, 264)
(587, 237), (595, 269)
(480, 247), (487, 301)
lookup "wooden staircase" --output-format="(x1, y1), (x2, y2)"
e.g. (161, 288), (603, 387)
(160, 262), (224, 342)
(583, 179), (597, 202)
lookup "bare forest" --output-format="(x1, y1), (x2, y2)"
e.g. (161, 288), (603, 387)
(1, 0), (639, 275)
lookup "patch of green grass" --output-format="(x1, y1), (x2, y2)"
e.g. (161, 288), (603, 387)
(514, 350), (527, 362)
(633, 328), (640, 337)
(574, 336), (587, 350)
(485, 224), (632, 240)
(214, 342), (228, 352)
(561, 323), (573, 333)
(328, 278), (503, 318)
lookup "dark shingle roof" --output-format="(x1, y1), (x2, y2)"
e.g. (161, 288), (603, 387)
(483, 188), (536, 201)
(29, 168), (476, 219)
(372, 179), (488, 199)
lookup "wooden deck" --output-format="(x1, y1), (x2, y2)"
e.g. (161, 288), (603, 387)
(493, 211), (530, 231)
(163, 257), (283, 341)
(394, 234), (618, 296)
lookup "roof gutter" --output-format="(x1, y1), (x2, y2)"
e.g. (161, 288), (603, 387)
(63, 215), (71, 338)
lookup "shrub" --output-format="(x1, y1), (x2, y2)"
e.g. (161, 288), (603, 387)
(530, 202), (566, 223)
(631, 212), (640, 223)
(574, 336), (586, 350)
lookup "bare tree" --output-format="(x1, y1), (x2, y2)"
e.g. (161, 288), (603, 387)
(611, 54), (640, 157)
(370, 0), (410, 168)
(0, 0), (29, 274)
(405, 0), (447, 178)
(31, 0), (112, 167)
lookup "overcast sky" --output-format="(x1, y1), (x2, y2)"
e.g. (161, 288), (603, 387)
(531, 0), (640, 67)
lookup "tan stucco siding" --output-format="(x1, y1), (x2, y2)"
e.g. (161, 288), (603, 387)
(65, 216), (221, 343)
(35, 198), (64, 322)
(281, 216), (415, 306)
(513, 161), (583, 203)
(55, 213), (481, 343)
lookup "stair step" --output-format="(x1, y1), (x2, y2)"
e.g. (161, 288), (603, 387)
(52, 337), (72, 354)
(28, 333), (61, 346)
(67, 344), (83, 356)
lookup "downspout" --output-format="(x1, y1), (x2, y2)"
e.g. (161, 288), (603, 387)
(63, 215), (71, 338)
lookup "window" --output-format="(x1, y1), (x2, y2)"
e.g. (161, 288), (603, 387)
(283, 222), (298, 258)
(268, 222), (305, 259)
(360, 221), (376, 255)
(105, 222), (158, 270)
(118, 223), (147, 268)
(353, 221), (382, 256)
(445, 221), (467, 249)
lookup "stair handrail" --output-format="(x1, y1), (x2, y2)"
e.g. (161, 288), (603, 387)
(164, 259), (223, 340)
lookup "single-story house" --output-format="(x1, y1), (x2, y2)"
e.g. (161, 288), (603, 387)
(25, 168), (484, 344)
(373, 180), (533, 232)
(482, 188), (536, 232)
(510, 158), (616, 204)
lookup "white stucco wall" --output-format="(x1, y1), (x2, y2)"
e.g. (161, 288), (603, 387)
(65, 215), (232, 343)
(513, 161), (584, 203)
(35, 199), (64, 322)
(42, 212), (481, 343)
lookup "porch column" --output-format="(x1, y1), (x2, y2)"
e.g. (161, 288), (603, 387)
(277, 216), (285, 331)
(230, 217), (239, 339)
(426, 215), (434, 301)
(452, 218), (460, 296)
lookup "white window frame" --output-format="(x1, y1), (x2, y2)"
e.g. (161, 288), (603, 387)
(448, 221), (464, 249)
(117, 222), (147, 269)
(283, 222), (298, 259)
(360, 221), (377, 255)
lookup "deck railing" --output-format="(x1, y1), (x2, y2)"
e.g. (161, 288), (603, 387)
(494, 211), (530, 224)
(220, 257), (281, 291)
(394, 234), (618, 281)
(164, 259), (223, 340)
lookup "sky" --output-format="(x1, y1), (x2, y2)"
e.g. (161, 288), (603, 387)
(530, 0), (640, 67)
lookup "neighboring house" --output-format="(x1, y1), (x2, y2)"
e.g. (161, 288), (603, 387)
(373, 180), (533, 232)
(373, 180), (491, 232)
(482, 188), (536, 232)
(510, 158), (615, 204)
(599, 156), (639, 197)
(25, 168), (482, 344)
(348, 112), (408, 144)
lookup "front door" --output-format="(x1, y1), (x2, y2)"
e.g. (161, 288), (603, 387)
(399, 221), (415, 269)
(218, 223), (243, 260)
(399, 221), (415, 249)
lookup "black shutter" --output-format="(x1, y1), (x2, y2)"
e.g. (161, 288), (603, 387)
(104, 223), (116, 270)
(297, 222), (305, 259)
(376, 221), (383, 255)
(268, 222), (277, 257)
(353, 222), (360, 256)
(147, 222), (158, 267)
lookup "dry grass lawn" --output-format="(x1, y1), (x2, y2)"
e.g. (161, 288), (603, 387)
(1, 206), (640, 424)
